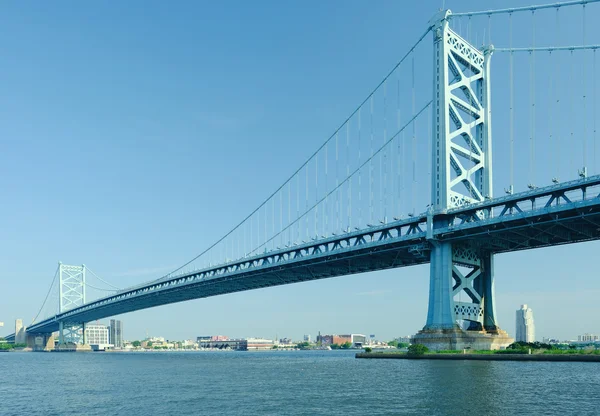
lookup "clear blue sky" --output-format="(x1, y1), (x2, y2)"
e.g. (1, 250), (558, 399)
(1, 0), (598, 342)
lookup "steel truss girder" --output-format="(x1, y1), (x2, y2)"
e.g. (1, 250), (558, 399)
(20, 177), (600, 337)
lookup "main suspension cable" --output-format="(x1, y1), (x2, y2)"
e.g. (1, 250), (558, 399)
(451, 0), (600, 17)
(86, 267), (121, 290)
(30, 265), (60, 325)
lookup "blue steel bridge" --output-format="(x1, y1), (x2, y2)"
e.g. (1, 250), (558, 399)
(6, 1), (600, 348)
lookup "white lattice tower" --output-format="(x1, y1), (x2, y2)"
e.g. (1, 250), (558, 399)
(58, 263), (86, 344)
(424, 10), (498, 332)
(431, 10), (493, 212)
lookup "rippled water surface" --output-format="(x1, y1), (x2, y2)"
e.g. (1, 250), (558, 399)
(1, 350), (599, 415)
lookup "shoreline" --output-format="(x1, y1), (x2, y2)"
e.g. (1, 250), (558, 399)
(356, 352), (600, 362)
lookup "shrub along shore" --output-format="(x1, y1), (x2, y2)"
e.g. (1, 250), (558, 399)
(357, 342), (600, 362)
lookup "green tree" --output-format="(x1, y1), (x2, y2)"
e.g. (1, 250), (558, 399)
(296, 342), (311, 350)
(146, 341), (153, 347)
(407, 344), (429, 356)
(341, 342), (353, 349)
(398, 342), (409, 349)
(364, 347), (372, 353)
(387, 340), (398, 347)
(330, 343), (340, 350)
(132, 341), (141, 348)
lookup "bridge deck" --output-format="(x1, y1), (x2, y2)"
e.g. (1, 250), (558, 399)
(14, 176), (600, 336)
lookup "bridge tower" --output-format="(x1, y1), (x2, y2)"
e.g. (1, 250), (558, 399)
(412, 10), (513, 350)
(57, 263), (88, 345)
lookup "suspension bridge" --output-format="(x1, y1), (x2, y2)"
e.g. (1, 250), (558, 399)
(5, 0), (600, 350)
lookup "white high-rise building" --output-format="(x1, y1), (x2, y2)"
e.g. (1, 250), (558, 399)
(516, 304), (535, 342)
(84, 324), (109, 345)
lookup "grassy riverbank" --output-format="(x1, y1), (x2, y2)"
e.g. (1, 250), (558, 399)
(356, 351), (600, 362)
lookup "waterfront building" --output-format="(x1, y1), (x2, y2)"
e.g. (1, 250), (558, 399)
(182, 339), (197, 347)
(198, 338), (246, 350)
(516, 304), (535, 342)
(396, 336), (412, 344)
(211, 335), (229, 341)
(279, 338), (293, 345)
(246, 338), (275, 350)
(578, 334), (599, 342)
(348, 334), (367, 347)
(84, 324), (110, 345)
(303, 334), (311, 343)
(316, 334), (366, 347)
(109, 319), (123, 348)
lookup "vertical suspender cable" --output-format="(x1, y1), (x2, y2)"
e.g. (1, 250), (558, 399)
(396, 71), (404, 218)
(296, 173), (300, 242)
(390, 81), (394, 219)
(549, 50), (553, 182)
(383, 79), (387, 222)
(570, 50), (574, 177)
(315, 154), (318, 237)
(396, 71), (401, 217)
(582, 4), (587, 172)
(336, 131), (339, 232)
(532, 10), (536, 187)
(380, 89), (383, 222)
(556, 8), (561, 181)
(509, 12), (515, 192)
(358, 108), (362, 228)
(528, 11), (534, 187)
(347, 122), (351, 230)
(411, 53), (416, 214)
(324, 142), (328, 237)
(305, 165), (308, 240)
(288, 182), (291, 244)
(370, 96), (374, 224)
(594, 49), (597, 174)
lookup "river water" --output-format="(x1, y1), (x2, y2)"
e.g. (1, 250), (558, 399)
(1, 350), (599, 415)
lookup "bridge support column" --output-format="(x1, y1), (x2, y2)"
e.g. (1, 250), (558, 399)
(26, 333), (56, 352)
(55, 321), (91, 351)
(412, 242), (513, 350)
(425, 242), (456, 329)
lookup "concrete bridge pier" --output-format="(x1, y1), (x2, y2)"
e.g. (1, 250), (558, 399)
(26, 332), (56, 352)
(411, 241), (513, 350)
(55, 321), (91, 352)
